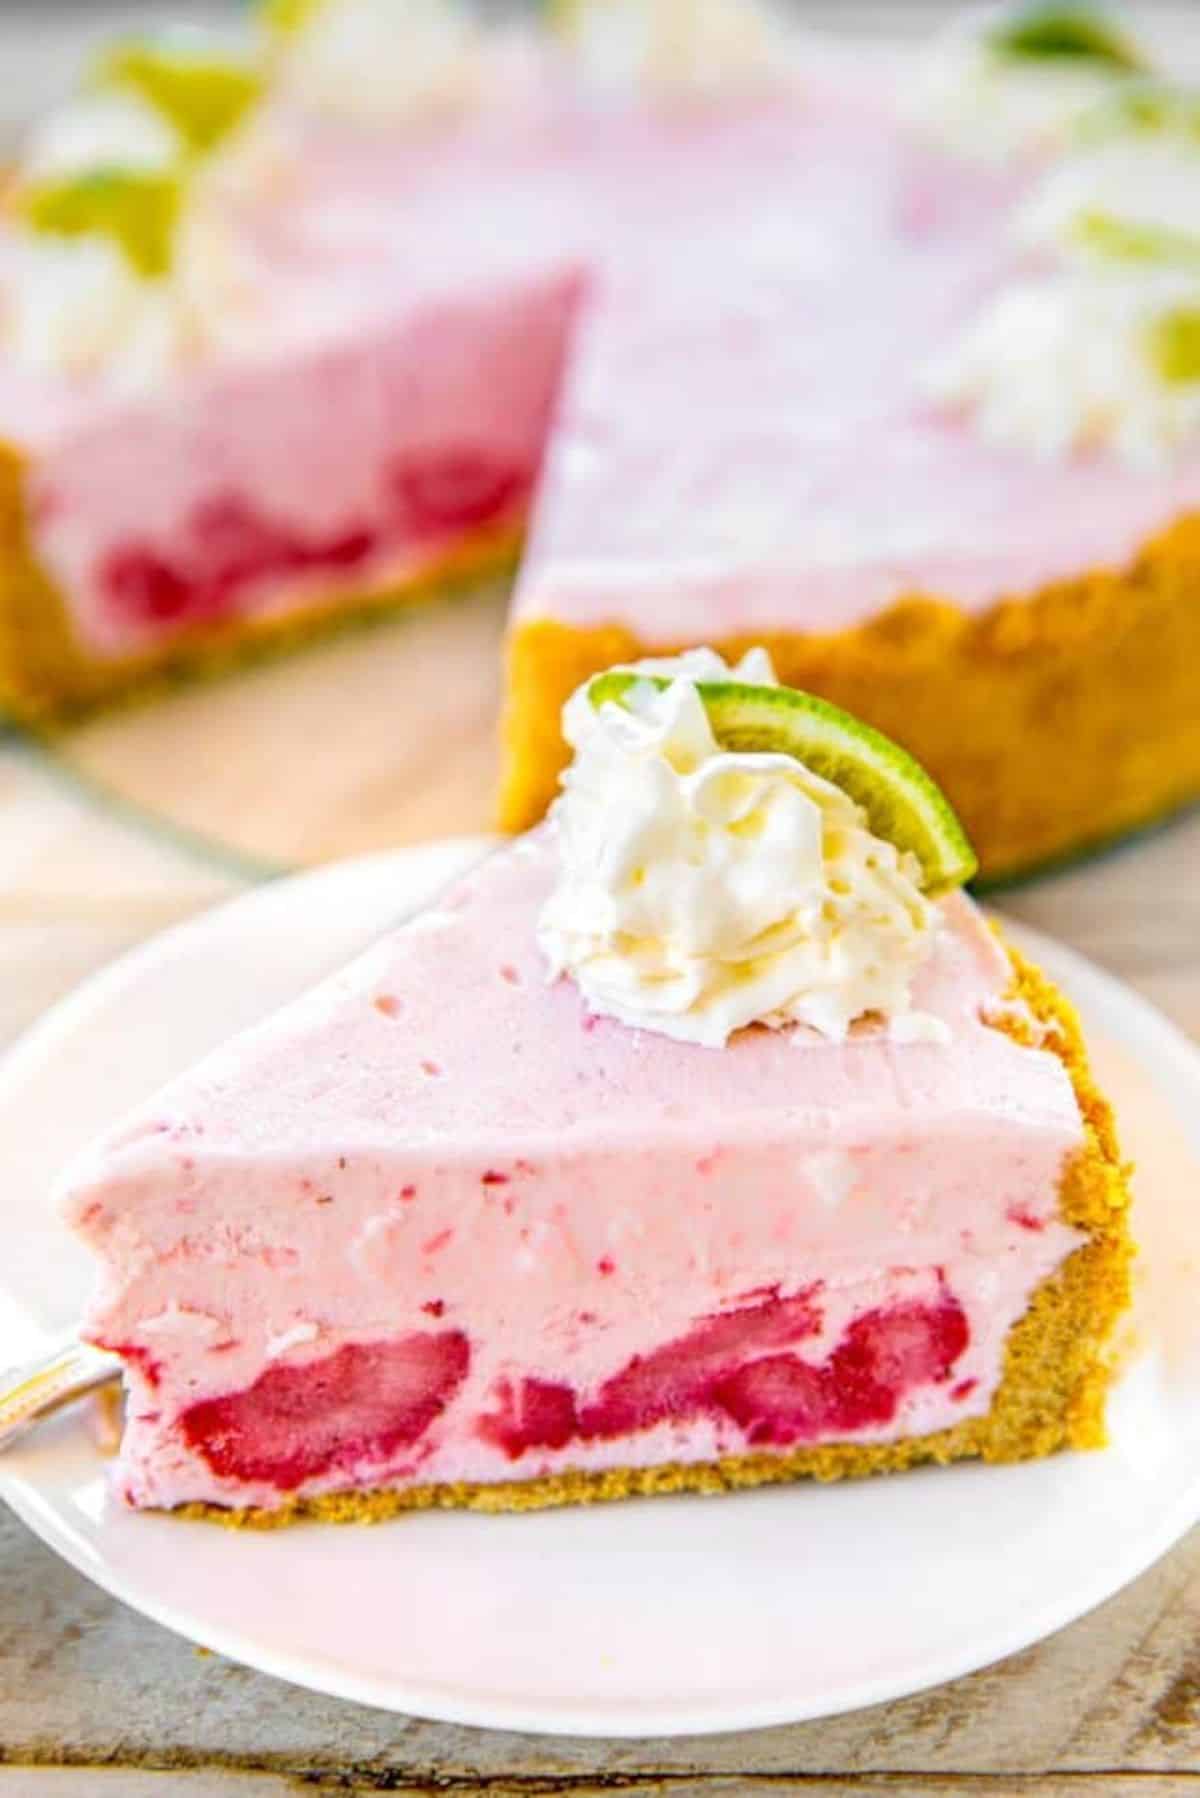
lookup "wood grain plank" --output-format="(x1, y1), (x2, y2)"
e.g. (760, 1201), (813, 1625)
(3, 1777), (1200, 1798)
(0, 1778), (310, 1797)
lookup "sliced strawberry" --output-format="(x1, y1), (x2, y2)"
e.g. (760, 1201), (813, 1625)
(478, 1376), (579, 1460)
(188, 493), (301, 591)
(714, 1296), (969, 1444)
(182, 1331), (469, 1492)
(474, 1289), (969, 1461)
(579, 1286), (822, 1439)
(388, 448), (530, 537)
(305, 522), (374, 568)
(102, 546), (199, 626)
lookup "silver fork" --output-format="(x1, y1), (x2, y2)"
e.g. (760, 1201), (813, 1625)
(0, 1340), (122, 1453)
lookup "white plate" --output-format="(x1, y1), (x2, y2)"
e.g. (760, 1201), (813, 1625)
(1, 839), (1198, 1738)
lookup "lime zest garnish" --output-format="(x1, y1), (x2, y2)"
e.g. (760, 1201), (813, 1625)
(20, 168), (181, 277)
(1072, 208), (1200, 270)
(96, 43), (265, 154)
(587, 672), (979, 896)
(1147, 307), (1200, 385)
(987, 4), (1146, 72)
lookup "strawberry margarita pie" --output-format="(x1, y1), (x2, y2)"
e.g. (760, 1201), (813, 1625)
(0, 1), (1198, 878)
(59, 654), (1132, 1522)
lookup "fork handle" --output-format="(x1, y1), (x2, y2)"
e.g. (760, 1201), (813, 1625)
(0, 1340), (122, 1453)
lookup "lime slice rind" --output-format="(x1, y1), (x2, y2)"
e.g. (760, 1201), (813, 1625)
(587, 671), (979, 896)
(986, 4), (1146, 73)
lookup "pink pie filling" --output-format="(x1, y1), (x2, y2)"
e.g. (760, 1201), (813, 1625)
(60, 831), (1085, 1514)
(172, 1289), (967, 1492)
(22, 268), (579, 657)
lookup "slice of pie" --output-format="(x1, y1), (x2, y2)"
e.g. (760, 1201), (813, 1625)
(59, 656), (1132, 1522)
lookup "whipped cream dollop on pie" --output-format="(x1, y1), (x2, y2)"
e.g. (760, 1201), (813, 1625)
(539, 650), (946, 1047)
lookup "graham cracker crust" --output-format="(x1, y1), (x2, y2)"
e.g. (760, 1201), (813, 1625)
(498, 512), (1200, 881)
(171, 939), (1134, 1528)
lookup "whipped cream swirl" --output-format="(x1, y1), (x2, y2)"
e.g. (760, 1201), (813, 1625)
(924, 267), (1200, 467)
(1, 191), (276, 385)
(538, 649), (946, 1049)
(278, 0), (484, 123)
(22, 91), (182, 182)
(926, 58), (1200, 464)
(1016, 126), (1200, 262)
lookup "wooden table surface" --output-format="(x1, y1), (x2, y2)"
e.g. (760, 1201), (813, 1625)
(0, 579), (1198, 1795)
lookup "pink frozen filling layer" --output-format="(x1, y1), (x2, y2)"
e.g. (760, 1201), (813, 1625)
(476, 1286), (970, 1460)
(25, 271), (577, 657)
(61, 833), (1085, 1513)
(167, 1287), (968, 1495)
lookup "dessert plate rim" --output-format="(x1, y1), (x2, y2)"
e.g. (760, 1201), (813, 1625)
(0, 836), (1197, 1738)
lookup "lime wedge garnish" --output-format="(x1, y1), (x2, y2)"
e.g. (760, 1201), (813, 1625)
(1148, 307), (1200, 385)
(587, 672), (978, 895)
(1072, 209), (1200, 270)
(988, 4), (1146, 72)
(96, 42), (265, 154)
(21, 168), (181, 277)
